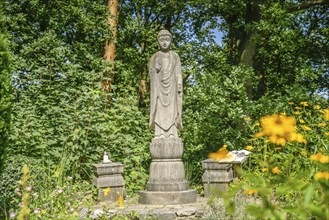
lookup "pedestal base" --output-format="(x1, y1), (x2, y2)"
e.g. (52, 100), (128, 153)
(139, 189), (197, 205)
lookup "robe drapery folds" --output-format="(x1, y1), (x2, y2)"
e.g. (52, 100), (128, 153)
(149, 51), (183, 134)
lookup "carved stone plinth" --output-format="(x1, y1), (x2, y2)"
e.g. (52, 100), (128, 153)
(139, 138), (196, 204)
(93, 162), (124, 202)
(202, 159), (233, 197)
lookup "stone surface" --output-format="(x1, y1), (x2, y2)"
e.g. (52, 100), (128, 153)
(139, 189), (197, 205)
(176, 207), (196, 216)
(149, 29), (182, 138)
(81, 196), (208, 220)
(202, 159), (234, 196)
(202, 169), (233, 183)
(139, 30), (196, 205)
(150, 137), (183, 159)
(98, 186), (124, 202)
(93, 162), (123, 177)
(93, 162), (124, 202)
(93, 175), (124, 188)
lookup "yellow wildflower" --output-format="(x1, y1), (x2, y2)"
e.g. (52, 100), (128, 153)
(261, 168), (268, 172)
(269, 135), (286, 146)
(301, 150), (307, 156)
(300, 102), (308, 107)
(295, 106), (302, 110)
(288, 132), (307, 144)
(301, 125), (312, 131)
(288, 102), (294, 105)
(324, 109), (329, 121)
(313, 105), (321, 110)
(103, 187), (111, 196)
(325, 132), (329, 136)
(310, 153), (329, 163)
(118, 195), (124, 207)
(294, 111), (301, 115)
(318, 122), (326, 127)
(314, 172), (329, 180)
(243, 189), (257, 195)
(272, 166), (281, 174)
(255, 122), (260, 126)
(245, 145), (253, 151)
(310, 153), (322, 161)
(299, 119), (305, 124)
(320, 155), (329, 163)
(244, 116), (251, 121)
(260, 114), (296, 137)
(208, 145), (232, 161)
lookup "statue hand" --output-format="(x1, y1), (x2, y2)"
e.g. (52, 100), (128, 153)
(178, 84), (182, 93)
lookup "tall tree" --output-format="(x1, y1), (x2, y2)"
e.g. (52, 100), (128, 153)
(102, 0), (119, 94)
(193, 0), (329, 99)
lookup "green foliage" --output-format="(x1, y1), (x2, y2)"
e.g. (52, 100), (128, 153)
(0, 7), (11, 169)
(222, 100), (329, 219)
(1, 0), (329, 219)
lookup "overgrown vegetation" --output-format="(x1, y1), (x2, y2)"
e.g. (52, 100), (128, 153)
(0, 0), (328, 219)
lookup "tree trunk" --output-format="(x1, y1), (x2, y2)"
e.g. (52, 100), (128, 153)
(102, 0), (119, 94)
(238, 2), (260, 100)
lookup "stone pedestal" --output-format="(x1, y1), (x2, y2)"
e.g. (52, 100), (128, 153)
(93, 162), (124, 202)
(202, 159), (233, 197)
(139, 138), (196, 204)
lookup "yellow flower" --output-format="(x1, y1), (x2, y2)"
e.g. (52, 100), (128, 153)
(294, 111), (301, 115)
(299, 119), (305, 124)
(208, 145), (232, 161)
(310, 153), (329, 163)
(255, 122), (260, 126)
(22, 164), (30, 176)
(295, 106), (302, 110)
(301, 125), (312, 131)
(260, 114), (296, 137)
(313, 105), (321, 110)
(118, 195), (124, 207)
(261, 168), (268, 172)
(324, 109), (329, 121)
(288, 102), (294, 105)
(325, 132), (329, 136)
(243, 189), (257, 195)
(244, 116), (251, 121)
(314, 172), (329, 180)
(269, 135), (286, 146)
(310, 153), (322, 161)
(272, 166), (281, 174)
(318, 122), (326, 127)
(245, 145), (253, 151)
(320, 155), (329, 163)
(288, 132), (307, 144)
(103, 187), (111, 196)
(300, 102), (308, 107)
(301, 150), (307, 156)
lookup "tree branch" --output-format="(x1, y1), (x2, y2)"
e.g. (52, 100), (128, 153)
(287, 0), (329, 12)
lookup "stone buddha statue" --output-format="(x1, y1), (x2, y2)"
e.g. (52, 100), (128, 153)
(149, 29), (183, 138)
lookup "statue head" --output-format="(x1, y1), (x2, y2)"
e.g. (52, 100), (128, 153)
(157, 29), (172, 51)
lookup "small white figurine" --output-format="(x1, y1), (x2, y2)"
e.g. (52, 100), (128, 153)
(103, 152), (111, 163)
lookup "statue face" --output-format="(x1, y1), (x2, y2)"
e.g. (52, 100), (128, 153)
(158, 35), (172, 51)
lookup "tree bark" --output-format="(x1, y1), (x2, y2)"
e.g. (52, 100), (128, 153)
(102, 0), (119, 94)
(238, 2), (260, 100)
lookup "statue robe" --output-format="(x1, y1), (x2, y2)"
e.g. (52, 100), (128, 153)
(149, 51), (183, 137)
